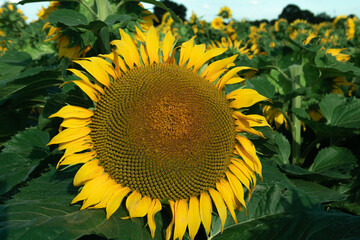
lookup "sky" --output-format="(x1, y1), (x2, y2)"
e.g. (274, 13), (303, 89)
(1, 0), (359, 23)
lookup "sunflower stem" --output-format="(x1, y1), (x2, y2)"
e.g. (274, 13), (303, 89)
(113, 0), (126, 14)
(95, 0), (109, 21)
(289, 64), (303, 165)
(78, 0), (98, 20)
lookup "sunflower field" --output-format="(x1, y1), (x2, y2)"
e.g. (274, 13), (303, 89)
(1, 0), (360, 239)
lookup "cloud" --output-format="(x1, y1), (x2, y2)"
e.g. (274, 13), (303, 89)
(203, 4), (210, 9)
(249, 0), (259, 5)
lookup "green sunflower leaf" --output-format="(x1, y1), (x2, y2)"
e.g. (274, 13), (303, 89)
(212, 210), (360, 240)
(0, 127), (50, 195)
(319, 94), (360, 129)
(210, 161), (360, 240)
(245, 75), (275, 98)
(291, 179), (347, 203)
(0, 166), (163, 240)
(49, 9), (88, 27)
(309, 147), (357, 177)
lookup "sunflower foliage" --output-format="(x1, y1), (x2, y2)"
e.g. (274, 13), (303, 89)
(0, 1), (360, 240)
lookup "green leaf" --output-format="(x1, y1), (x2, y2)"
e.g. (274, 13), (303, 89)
(0, 127), (50, 195)
(0, 68), (63, 102)
(49, 9), (88, 27)
(104, 13), (135, 26)
(0, 166), (163, 239)
(245, 75), (275, 98)
(269, 131), (291, 164)
(315, 50), (360, 78)
(309, 147), (357, 177)
(0, 51), (31, 81)
(210, 160), (318, 237)
(291, 179), (347, 203)
(213, 210), (360, 240)
(319, 94), (360, 129)
(292, 108), (359, 136)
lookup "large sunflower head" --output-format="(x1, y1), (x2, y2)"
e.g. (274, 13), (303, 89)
(48, 26), (269, 240)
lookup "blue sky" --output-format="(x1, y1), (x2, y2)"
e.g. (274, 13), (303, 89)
(2, 0), (359, 22)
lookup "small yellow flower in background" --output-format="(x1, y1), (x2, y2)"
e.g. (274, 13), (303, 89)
(308, 109), (323, 122)
(263, 105), (288, 130)
(333, 15), (347, 25)
(274, 18), (287, 32)
(346, 17), (355, 40)
(332, 76), (358, 96)
(326, 48), (350, 63)
(47, 26), (269, 240)
(8, 3), (13, 11)
(269, 42), (275, 48)
(211, 17), (223, 30)
(303, 32), (317, 45)
(189, 11), (198, 24)
(42, 22), (91, 60)
(218, 6), (232, 19)
(208, 37), (252, 59)
(37, 1), (60, 20)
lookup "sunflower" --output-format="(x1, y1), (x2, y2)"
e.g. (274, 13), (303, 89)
(48, 26), (269, 240)
(326, 48), (350, 63)
(211, 17), (223, 30)
(263, 105), (288, 130)
(218, 6), (232, 19)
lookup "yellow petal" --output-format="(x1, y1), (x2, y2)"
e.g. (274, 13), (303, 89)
(60, 118), (91, 128)
(106, 186), (131, 219)
(145, 26), (159, 64)
(216, 180), (238, 223)
(225, 171), (246, 209)
(226, 77), (245, 85)
(59, 140), (93, 162)
(73, 59), (110, 87)
(188, 196), (201, 240)
(89, 183), (119, 209)
(49, 105), (93, 119)
(73, 80), (100, 102)
(192, 48), (228, 72)
(186, 44), (206, 69)
(236, 135), (262, 177)
(216, 67), (256, 90)
(73, 160), (103, 186)
(147, 199), (162, 238)
(124, 191), (142, 218)
(58, 136), (92, 151)
(135, 26), (146, 42)
(81, 176), (116, 209)
(68, 68), (105, 95)
(84, 57), (117, 81)
(227, 89), (268, 109)
(71, 174), (108, 204)
(228, 163), (251, 192)
(119, 28), (141, 67)
(200, 192), (212, 235)
(201, 55), (238, 82)
(235, 119), (265, 138)
(47, 127), (91, 146)
(179, 36), (196, 67)
(57, 151), (96, 168)
(127, 195), (152, 218)
(208, 188), (227, 233)
(140, 44), (149, 66)
(166, 200), (176, 240)
(174, 199), (188, 240)
(162, 31), (175, 62)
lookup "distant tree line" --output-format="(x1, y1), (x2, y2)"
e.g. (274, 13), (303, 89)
(152, 1), (355, 25)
